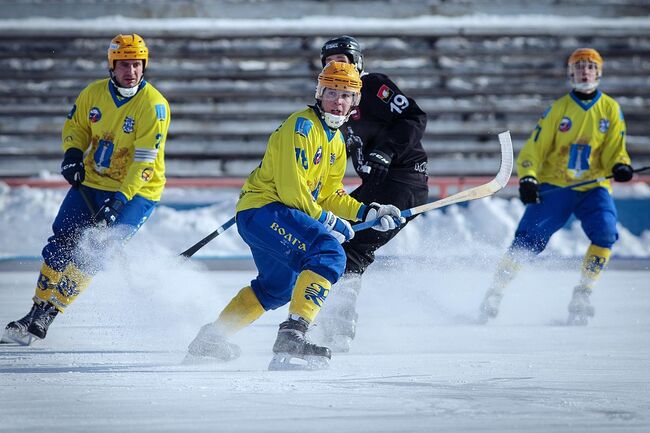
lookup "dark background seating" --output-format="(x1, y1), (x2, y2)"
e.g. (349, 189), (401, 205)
(1, 0), (649, 177)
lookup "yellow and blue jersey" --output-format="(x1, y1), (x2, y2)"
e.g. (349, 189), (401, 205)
(237, 106), (363, 221)
(517, 90), (630, 191)
(62, 78), (170, 201)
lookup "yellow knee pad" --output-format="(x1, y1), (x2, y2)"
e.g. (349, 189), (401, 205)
(215, 286), (265, 336)
(288, 270), (331, 324)
(34, 262), (92, 312)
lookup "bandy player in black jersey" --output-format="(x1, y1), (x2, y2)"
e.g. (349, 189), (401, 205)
(315, 36), (430, 352)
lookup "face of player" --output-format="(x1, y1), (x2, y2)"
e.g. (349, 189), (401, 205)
(113, 60), (144, 88)
(325, 54), (350, 65)
(320, 87), (356, 116)
(571, 60), (600, 87)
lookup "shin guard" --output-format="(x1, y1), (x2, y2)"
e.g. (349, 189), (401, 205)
(42, 263), (92, 312)
(288, 270), (331, 324)
(579, 244), (611, 289)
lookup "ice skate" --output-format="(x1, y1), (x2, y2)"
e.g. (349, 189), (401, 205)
(26, 301), (59, 340)
(478, 290), (503, 324)
(183, 323), (241, 364)
(317, 315), (357, 353)
(268, 317), (331, 371)
(1, 303), (40, 345)
(566, 285), (595, 326)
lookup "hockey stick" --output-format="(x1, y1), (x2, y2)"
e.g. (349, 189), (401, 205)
(179, 216), (236, 258)
(78, 184), (98, 216)
(179, 131), (513, 256)
(352, 130), (514, 231)
(539, 165), (650, 197)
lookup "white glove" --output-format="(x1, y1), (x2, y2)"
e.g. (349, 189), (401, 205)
(363, 202), (405, 232)
(320, 211), (355, 244)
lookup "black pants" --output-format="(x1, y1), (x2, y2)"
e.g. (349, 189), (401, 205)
(344, 179), (429, 274)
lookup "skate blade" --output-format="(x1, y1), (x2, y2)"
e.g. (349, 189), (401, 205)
(1, 330), (35, 346)
(268, 353), (330, 371)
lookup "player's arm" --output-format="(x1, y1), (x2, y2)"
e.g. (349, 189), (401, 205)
(365, 74), (427, 159)
(600, 100), (631, 169)
(517, 104), (556, 179)
(61, 89), (92, 154)
(118, 99), (170, 201)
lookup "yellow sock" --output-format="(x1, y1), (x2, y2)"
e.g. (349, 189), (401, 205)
(32, 263), (64, 306)
(45, 263), (92, 312)
(579, 244), (611, 290)
(215, 286), (265, 337)
(288, 270), (331, 324)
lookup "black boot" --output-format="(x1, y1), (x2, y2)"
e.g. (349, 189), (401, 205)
(269, 317), (331, 370)
(27, 302), (59, 339)
(2, 303), (40, 345)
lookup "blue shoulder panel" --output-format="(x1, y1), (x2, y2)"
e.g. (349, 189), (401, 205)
(295, 117), (313, 138)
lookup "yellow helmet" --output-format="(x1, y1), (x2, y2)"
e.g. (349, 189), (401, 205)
(567, 48), (603, 92)
(568, 48), (603, 67)
(108, 33), (148, 70)
(316, 61), (362, 96)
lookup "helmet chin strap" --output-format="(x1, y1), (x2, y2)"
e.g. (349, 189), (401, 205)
(572, 81), (599, 93)
(316, 101), (353, 129)
(110, 71), (143, 98)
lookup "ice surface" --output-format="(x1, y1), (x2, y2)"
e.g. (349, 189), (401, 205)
(1, 255), (649, 432)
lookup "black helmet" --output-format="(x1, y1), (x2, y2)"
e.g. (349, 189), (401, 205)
(320, 35), (364, 73)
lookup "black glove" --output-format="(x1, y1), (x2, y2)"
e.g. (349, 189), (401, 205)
(612, 163), (634, 182)
(519, 176), (540, 204)
(363, 150), (392, 186)
(95, 196), (125, 226)
(61, 148), (85, 186)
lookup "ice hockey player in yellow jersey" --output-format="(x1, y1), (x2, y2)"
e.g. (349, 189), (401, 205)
(185, 62), (404, 370)
(2, 34), (170, 345)
(479, 48), (634, 326)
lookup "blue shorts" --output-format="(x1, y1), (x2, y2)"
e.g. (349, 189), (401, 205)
(42, 185), (156, 274)
(236, 202), (346, 311)
(513, 185), (618, 254)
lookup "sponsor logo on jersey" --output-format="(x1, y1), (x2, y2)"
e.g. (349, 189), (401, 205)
(330, 152), (336, 165)
(599, 118), (610, 133)
(123, 116), (135, 133)
(376, 84), (394, 103)
(155, 104), (166, 121)
(304, 282), (329, 307)
(270, 222), (307, 251)
(335, 188), (347, 197)
(313, 147), (322, 165)
(559, 116), (572, 132)
(89, 107), (102, 123)
(67, 104), (77, 119)
(141, 167), (154, 182)
(521, 160), (533, 168)
(294, 117), (313, 137)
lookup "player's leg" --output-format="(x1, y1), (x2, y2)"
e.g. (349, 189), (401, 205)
(3, 187), (93, 344)
(479, 184), (574, 321)
(567, 187), (618, 325)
